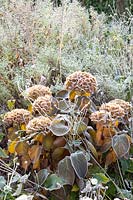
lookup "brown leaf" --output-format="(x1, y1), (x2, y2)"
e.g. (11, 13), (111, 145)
(33, 159), (40, 170)
(105, 149), (117, 166)
(28, 144), (42, 163)
(21, 154), (31, 171)
(53, 137), (66, 149)
(52, 147), (70, 163)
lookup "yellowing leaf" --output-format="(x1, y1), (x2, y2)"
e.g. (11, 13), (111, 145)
(69, 90), (77, 101)
(87, 126), (96, 140)
(34, 133), (45, 144)
(7, 127), (17, 140)
(86, 140), (98, 159)
(69, 90), (90, 101)
(114, 120), (119, 127)
(28, 104), (33, 113)
(15, 141), (29, 156)
(8, 140), (18, 154)
(7, 99), (16, 111)
(43, 134), (54, 151)
(20, 123), (26, 131)
(8, 127), (14, 133)
(83, 92), (91, 97)
(71, 184), (79, 192)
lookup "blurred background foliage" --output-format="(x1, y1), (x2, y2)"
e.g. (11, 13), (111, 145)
(0, 0), (132, 110)
(80, 0), (132, 15)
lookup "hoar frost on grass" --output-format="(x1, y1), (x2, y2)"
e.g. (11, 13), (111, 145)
(0, 0), (132, 105)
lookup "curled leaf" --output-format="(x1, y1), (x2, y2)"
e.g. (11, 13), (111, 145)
(112, 134), (130, 158)
(44, 174), (64, 191)
(49, 115), (71, 136)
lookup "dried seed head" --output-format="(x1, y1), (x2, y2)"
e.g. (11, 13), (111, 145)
(99, 102), (125, 119)
(33, 95), (57, 115)
(65, 71), (97, 95)
(26, 116), (51, 134)
(3, 109), (32, 127)
(90, 110), (111, 124)
(109, 99), (131, 116)
(25, 85), (52, 101)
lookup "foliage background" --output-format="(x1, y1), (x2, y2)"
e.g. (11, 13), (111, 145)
(0, 0), (132, 108)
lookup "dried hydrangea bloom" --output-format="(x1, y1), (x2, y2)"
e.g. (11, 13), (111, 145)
(26, 116), (51, 134)
(109, 99), (131, 115)
(90, 110), (112, 124)
(65, 71), (97, 95)
(3, 109), (32, 127)
(25, 85), (52, 101)
(33, 95), (58, 115)
(99, 102), (125, 119)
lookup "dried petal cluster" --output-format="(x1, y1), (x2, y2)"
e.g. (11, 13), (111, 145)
(99, 103), (125, 119)
(3, 109), (31, 127)
(65, 71), (97, 94)
(26, 116), (51, 134)
(33, 95), (52, 115)
(33, 95), (58, 115)
(90, 99), (131, 125)
(90, 110), (111, 124)
(25, 85), (52, 101)
(109, 99), (131, 115)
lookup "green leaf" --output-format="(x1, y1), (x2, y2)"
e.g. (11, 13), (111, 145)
(7, 99), (16, 111)
(44, 174), (64, 191)
(37, 169), (50, 185)
(94, 173), (110, 184)
(0, 176), (6, 189)
(106, 182), (117, 198)
(119, 189), (133, 199)
(0, 133), (4, 142)
(0, 147), (8, 158)
(120, 158), (133, 174)
(112, 134), (130, 158)
(70, 151), (88, 179)
(58, 156), (75, 185)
